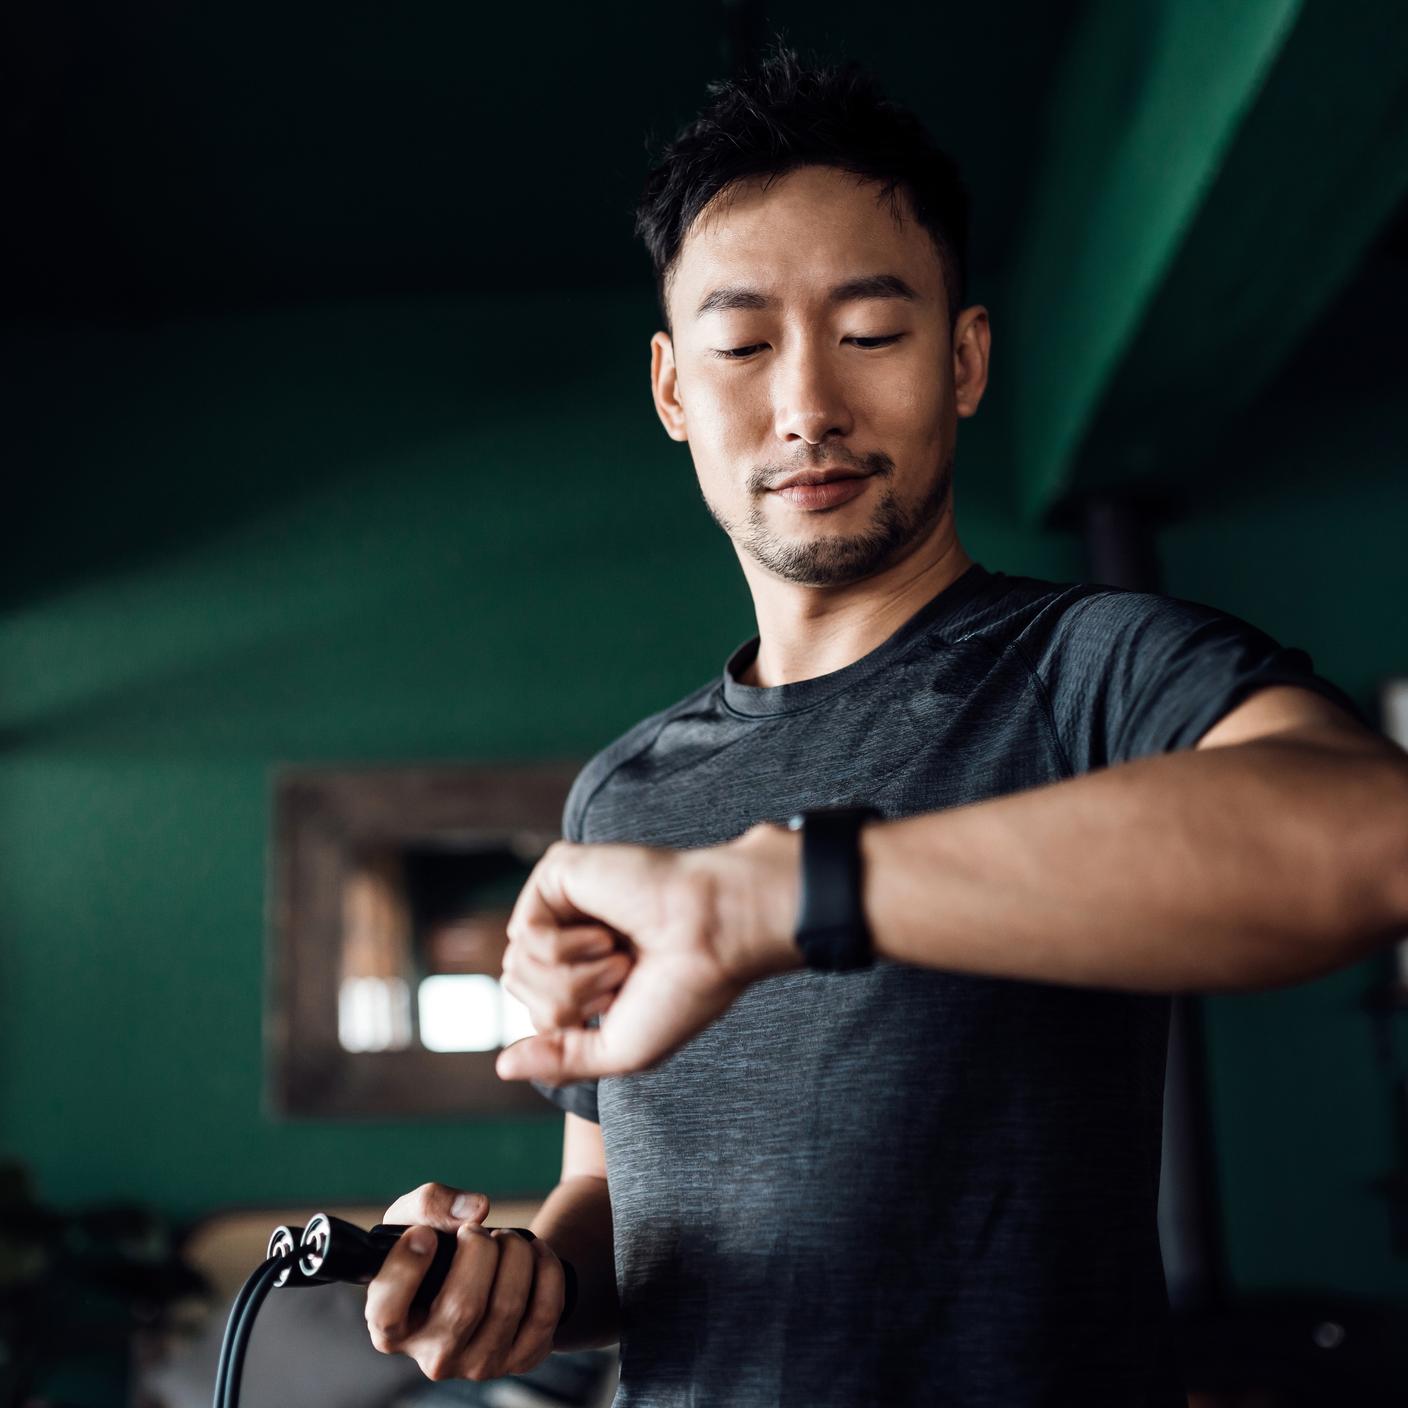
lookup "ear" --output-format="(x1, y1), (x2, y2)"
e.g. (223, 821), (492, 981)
(650, 331), (688, 442)
(951, 306), (991, 420)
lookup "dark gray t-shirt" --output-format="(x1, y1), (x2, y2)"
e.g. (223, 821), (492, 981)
(533, 562), (1363, 1408)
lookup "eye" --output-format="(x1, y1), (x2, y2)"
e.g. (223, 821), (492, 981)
(711, 334), (904, 361)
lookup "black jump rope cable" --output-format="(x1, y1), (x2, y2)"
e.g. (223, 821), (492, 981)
(211, 1214), (578, 1408)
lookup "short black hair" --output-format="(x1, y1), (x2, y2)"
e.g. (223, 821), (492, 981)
(633, 39), (970, 337)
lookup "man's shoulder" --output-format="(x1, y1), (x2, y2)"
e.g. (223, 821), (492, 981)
(961, 568), (1236, 655)
(562, 676), (723, 842)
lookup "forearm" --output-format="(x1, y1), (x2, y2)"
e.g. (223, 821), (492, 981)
(529, 1174), (619, 1351)
(494, 725), (1407, 1084)
(861, 730), (1408, 992)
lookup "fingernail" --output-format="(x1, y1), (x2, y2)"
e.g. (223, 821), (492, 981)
(451, 1192), (484, 1219)
(408, 1228), (434, 1255)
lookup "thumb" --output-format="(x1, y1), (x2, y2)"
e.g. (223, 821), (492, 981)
(497, 1028), (609, 1085)
(382, 1181), (492, 1231)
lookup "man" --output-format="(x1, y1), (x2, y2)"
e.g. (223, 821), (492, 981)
(364, 45), (1408, 1406)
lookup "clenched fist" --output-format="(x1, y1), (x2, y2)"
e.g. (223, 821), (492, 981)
(496, 823), (804, 1084)
(364, 1182), (568, 1382)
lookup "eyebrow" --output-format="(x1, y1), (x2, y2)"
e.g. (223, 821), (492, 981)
(693, 273), (921, 318)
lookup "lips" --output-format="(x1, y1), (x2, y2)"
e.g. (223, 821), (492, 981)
(770, 467), (868, 491)
(771, 473), (872, 511)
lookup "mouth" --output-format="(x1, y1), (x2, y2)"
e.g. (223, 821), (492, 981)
(769, 470), (873, 512)
(770, 466), (869, 491)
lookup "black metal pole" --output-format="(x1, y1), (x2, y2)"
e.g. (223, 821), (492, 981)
(1082, 490), (1228, 1315)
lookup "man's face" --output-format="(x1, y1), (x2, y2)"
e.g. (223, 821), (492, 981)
(649, 163), (988, 588)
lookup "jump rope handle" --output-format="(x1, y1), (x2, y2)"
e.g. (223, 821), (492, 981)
(277, 1214), (577, 1324)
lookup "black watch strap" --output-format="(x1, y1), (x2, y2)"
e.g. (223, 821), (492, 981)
(786, 805), (881, 971)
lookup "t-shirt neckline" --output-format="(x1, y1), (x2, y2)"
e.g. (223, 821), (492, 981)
(720, 561), (992, 719)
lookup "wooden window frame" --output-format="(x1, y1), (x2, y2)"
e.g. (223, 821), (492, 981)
(265, 761), (580, 1119)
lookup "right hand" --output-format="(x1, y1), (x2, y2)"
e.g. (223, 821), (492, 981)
(364, 1181), (568, 1382)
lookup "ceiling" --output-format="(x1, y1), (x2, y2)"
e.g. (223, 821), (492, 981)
(1, 0), (1082, 320)
(8, 0), (1405, 554)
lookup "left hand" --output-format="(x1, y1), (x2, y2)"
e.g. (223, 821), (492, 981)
(496, 823), (802, 1085)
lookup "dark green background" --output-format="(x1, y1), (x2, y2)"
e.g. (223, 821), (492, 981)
(4, 0), (1407, 1316)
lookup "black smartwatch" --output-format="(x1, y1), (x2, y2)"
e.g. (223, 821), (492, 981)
(786, 805), (881, 971)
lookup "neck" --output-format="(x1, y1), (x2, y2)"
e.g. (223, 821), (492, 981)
(735, 514), (973, 688)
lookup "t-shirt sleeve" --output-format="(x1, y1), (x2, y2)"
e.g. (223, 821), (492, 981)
(527, 770), (602, 1124)
(1031, 589), (1370, 773)
(529, 1072), (600, 1122)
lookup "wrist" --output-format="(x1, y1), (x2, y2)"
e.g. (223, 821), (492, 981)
(704, 822), (805, 985)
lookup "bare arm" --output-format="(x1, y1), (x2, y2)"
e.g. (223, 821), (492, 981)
(530, 1112), (619, 1351)
(496, 685), (1408, 1086)
(712, 685), (1408, 994)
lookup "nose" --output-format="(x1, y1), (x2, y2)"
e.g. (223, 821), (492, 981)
(772, 338), (855, 447)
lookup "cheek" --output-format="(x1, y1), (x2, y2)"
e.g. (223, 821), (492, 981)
(870, 365), (946, 442)
(690, 445), (747, 515)
(693, 373), (763, 429)
(688, 383), (769, 471)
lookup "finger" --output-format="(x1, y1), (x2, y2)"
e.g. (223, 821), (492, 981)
(500, 1237), (567, 1375)
(502, 949), (633, 1031)
(581, 988), (618, 1018)
(502, 938), (629, 994)
(507, 919), (625, 969)
(496, 1025), (613, 1084)
(454, 1229), (539, 1381)
(507, 844), (593, 936)
(364, 1226), (439, 1354)
(405, 1224), (502, 1381)
(381, 1181), (491, 1231)
(537, 923), (622, 968)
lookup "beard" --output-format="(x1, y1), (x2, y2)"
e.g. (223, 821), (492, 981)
(704, 448), (954, 587)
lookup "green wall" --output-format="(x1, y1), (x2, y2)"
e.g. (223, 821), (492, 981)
(5, 270), (1404, 1303)
(0, 289), (1075, 1226)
